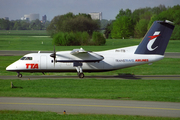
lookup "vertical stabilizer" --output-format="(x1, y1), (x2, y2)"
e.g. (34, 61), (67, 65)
(135, 20), (174, 55)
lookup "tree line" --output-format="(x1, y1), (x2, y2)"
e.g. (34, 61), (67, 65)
(105, 4), (180, 40)
(47, 12), (106, 46)
(1, 4), (179, 45)
(0, 19), (50, 30)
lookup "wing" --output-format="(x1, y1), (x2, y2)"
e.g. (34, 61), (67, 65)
(55, 48), (104, 63)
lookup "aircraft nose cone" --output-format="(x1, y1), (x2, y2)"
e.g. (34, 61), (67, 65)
(6, 63), (16, 71)
(6, 64), (12, 71)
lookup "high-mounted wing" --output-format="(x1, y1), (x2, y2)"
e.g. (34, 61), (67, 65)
(55, 48), (104, 63)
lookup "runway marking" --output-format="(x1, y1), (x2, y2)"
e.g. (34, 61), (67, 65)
(0, 102), (180, 111)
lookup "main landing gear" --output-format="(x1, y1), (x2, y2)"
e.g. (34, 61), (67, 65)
(74, 62), (84, 78)
(17, 72), (22, 78)
(77, 72), (84, 78)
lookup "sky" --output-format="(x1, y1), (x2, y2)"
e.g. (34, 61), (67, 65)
(0, 0), (179, 21)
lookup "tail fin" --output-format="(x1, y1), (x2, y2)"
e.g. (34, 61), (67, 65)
(134, 20), (174, 55)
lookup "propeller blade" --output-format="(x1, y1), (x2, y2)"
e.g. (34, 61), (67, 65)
(50, 46), (56, 66)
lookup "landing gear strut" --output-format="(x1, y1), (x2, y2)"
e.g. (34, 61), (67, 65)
(17, 72), (22, 78)
(74, 62), (84, 78)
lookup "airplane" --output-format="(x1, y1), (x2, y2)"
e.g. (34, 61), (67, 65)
(6, 20), (174, 78)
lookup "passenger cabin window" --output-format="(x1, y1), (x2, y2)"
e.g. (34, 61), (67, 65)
(20, 57), (33, 60)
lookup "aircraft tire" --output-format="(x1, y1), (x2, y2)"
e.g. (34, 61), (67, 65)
(17, 74), (22, 78)
(79, 73), (84, 78)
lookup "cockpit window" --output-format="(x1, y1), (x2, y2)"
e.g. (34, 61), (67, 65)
(20, 57), (26, 60)
(20, 57), (33, 60)
(25, 57), (33, 60)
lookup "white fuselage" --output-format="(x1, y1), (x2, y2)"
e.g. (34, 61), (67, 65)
(6, 45), (164, 73)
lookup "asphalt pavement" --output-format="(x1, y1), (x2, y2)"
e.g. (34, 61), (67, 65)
(0, 97), (180, 117)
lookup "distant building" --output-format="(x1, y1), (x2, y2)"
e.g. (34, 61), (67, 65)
(4, 17), (9, 20)
(89, 12), (102, 20)
(42, 15), (47, 23)
(20, 17), (29, 21)
(24, 14), (39, 21)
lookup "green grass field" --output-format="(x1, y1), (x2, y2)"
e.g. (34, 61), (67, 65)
(0, 110), (179, 120)
(0, 30), (180, 52)
(0, 30), (48, 36)
(1, 79), (180, 102)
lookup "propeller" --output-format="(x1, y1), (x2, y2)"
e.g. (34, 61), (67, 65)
(50, 46), (56, 66)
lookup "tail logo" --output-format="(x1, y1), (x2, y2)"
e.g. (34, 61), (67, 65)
(147, 31), (160, 51)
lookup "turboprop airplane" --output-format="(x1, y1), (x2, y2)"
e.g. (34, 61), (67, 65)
(6, 20), (174, 78)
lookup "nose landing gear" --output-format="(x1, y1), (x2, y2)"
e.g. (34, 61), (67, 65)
(17, 72), (22, 78)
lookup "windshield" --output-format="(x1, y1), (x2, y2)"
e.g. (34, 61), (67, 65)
(20, 57), (33, 60)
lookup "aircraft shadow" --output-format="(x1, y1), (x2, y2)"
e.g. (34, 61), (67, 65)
(87, 73), (141, 79)
(115, 73), (141, 79)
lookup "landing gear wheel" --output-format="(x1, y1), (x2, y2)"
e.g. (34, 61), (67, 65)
(79, 73), (84, 78)
(17, 74), (22, 78)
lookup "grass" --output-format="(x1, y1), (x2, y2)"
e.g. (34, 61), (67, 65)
(0, 35), (53, 51)
(0, 30), (180, 52)
(0, 35), (141, 51)
(0, 30), (48, 36)
(0, 110), (179, 120)
(0, 79), (180, 102)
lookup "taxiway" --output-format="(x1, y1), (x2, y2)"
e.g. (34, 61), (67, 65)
(0, 97), (180, 117)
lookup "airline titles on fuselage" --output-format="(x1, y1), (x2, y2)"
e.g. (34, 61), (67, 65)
(26, 63), (38, 69)
(116, 59), (149, 62)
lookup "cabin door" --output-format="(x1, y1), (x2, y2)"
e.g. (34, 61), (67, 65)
(40, 56), (47, 69)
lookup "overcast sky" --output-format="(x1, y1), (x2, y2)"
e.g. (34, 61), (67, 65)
(0, 0), (179, 20)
